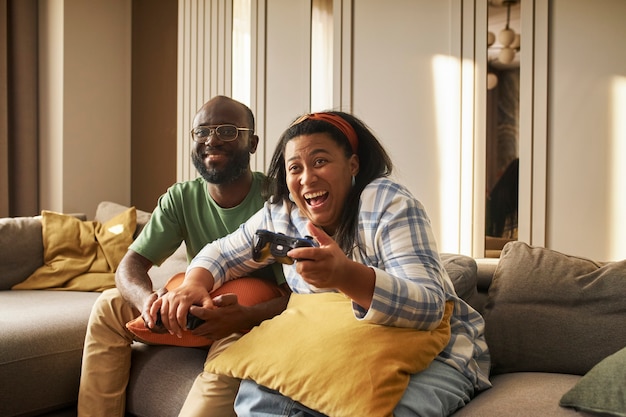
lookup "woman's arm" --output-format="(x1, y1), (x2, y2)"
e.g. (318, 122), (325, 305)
(355, 180), (448, 329)
(188, 207), (277, 288)
(158, 205), (289, 337)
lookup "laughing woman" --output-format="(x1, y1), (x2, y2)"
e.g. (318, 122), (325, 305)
(154, 111), (491, 417)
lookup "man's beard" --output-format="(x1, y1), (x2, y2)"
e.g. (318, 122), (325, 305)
(192, 148), (250, 184)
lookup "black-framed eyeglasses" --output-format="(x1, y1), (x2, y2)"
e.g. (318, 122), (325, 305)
(190, 124), (253, 143)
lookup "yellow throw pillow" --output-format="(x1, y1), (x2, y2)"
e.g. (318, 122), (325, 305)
(12, 208), (136, 291)
(207, 292), (453, 417)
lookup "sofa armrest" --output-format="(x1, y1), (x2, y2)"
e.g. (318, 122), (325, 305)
(476, 258), (498, 291)
(467, 258), (499, 314)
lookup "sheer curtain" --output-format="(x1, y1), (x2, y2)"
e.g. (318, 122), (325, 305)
(0, 0), (39, 217)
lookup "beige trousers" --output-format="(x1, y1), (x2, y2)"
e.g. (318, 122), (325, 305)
(77, 288), (240, 417)
(178, 333), (241, 417)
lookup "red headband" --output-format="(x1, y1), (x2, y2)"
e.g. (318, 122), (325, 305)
(291, 112), (359, 154)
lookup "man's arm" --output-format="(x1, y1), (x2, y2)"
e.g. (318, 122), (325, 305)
(115, 249), (159, 327)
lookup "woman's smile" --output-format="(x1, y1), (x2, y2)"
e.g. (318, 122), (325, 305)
(304, 190), (329, 207)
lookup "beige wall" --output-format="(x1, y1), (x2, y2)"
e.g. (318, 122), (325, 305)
(40, 0), (626, 260)
(38, 0), (177, 217)
(547, 0), (626, 260)
(254, 0), (626, 260)
(349, 0), (465, 253)
(39, 0), (131, 219)
(176, 1), (468, 256)
(258, 0), (475, 255)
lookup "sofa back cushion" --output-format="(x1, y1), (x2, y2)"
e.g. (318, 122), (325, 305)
(94, 201), (152, 238)
(484, 241), (626, 376)
(0, 217), (44, 290)
(440, 253), (478, 303)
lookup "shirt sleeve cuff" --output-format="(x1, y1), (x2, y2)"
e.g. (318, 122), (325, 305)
(352, 267), (395, 322)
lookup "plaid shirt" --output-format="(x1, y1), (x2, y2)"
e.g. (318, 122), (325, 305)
(190, 177), (491, 390)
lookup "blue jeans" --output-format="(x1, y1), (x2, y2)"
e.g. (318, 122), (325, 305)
(234, 360), (475, 417)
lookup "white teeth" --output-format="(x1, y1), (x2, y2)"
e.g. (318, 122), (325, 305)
(304, 191), (327, 199)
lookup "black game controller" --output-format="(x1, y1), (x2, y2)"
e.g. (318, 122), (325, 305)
(252, 229), (318, 265)
(185, 313), (205, 330)
(155, 311), (205, 331)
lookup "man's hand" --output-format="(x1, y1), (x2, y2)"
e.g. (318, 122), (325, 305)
(150, 282), (214, 338)
(188, 294), (249, 340)
(189, 293), (291, 340)
(141, 287), (168, 333)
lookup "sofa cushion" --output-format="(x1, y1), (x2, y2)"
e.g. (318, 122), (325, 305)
(127, 344), (208, 417)
(452, 372), (584, 417)
(0, 216), (43, 290)
(441, 253), (478, 302)
(0, 290), (100, 416)
(95, 200), (152, 238)
(147, 243), (188, 289)
(559, 346), (626, 417)
(483, 241), (626, 375)
(208, 293), (453, 417)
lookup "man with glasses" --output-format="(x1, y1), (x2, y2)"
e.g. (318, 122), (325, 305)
(78, 96), (288, 417)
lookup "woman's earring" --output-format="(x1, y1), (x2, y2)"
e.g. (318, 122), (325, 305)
(351, 176), (356, 187)
(289, 193), (295, 202)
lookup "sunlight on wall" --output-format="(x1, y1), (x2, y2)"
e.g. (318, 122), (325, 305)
(311, 0), (333, 112)
(611, 76), (626, 260)
(432, 55), (463, 253)
(232, 0), (251, 107)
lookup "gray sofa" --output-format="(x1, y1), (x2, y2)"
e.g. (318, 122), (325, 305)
(1, 201), (624, 417)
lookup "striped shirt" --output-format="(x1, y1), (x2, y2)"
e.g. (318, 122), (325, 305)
(189, 177), (491, 390)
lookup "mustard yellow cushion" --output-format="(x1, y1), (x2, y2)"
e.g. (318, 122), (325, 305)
(207, 292), (453, 417)
(12, 208), (136, 291)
